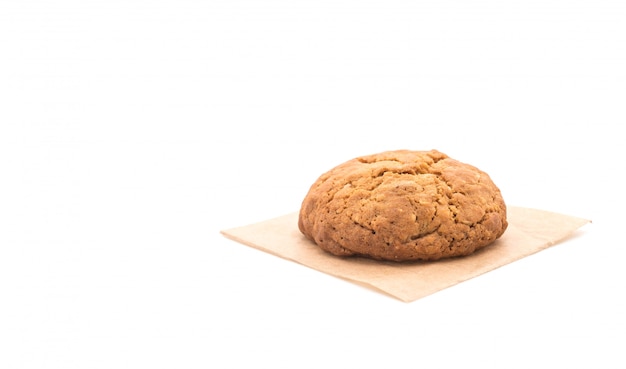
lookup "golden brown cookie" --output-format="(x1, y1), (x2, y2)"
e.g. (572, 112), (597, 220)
(298, 150), (508, 261)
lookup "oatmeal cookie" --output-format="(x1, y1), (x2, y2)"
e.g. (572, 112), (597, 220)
(298, 150), (508, 261)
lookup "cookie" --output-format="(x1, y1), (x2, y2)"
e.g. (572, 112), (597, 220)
(298, 150), (508, 261)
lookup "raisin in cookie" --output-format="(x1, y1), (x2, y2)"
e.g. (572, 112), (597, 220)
(298, 150), (508, 261)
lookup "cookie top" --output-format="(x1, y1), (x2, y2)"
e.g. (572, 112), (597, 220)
(298, 150), (508, 261)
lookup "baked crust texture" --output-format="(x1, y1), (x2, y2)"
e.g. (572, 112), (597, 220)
(298, 150), (508, 261)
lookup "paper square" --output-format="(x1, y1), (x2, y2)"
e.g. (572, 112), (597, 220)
(221, 206), (590, 302)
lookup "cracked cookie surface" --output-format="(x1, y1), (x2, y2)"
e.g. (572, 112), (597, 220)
(298, 150), (508, 261)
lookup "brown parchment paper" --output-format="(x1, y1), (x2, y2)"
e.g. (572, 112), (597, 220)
(220, 206), (590, 302)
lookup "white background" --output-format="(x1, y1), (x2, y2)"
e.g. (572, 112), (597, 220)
(1, 1), (624, 368)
